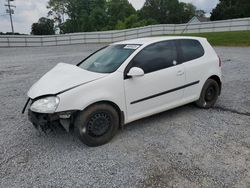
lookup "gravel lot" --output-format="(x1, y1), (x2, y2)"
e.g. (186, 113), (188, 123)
(0, 44), (249, 188)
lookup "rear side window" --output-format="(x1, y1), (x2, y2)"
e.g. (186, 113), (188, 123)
(132, 41), (178, 74)
(179, 39), (204, 62)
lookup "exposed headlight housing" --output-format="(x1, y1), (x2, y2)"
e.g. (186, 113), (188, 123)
(30, 96), (59, 114)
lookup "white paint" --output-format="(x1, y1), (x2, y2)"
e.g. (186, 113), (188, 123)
(27, 63), (107, 99)
(28, 37), (222, 125)
(127, 67), (145, 77)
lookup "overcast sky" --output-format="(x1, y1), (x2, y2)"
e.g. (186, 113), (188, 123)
(0, 0), (219, 34)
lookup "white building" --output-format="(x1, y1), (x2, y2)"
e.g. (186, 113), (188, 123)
(188, 16), (210, 24)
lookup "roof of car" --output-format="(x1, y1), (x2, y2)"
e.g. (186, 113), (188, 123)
(113, 36), (206, 45)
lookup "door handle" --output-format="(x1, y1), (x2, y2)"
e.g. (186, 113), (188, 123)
(176, 70), (184, 76)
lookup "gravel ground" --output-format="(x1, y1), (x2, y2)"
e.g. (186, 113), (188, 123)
(0, 45), (249, 188)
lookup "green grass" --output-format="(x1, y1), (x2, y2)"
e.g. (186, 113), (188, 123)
(166, 31), (250, 46)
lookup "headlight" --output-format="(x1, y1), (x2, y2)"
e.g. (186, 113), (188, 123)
(30, 96), (59, 114)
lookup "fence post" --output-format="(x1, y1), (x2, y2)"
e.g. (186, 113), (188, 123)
(40, 37), (43, 47)
(7, 36), (10, 47)
(82, 33), (85, 44)
(229, 19), (233, 32)
(25, 37), (27, 47)
(248, 18), (250, 31)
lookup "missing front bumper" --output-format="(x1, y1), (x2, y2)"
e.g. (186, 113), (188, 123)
(28, 110), (60, 132)
(28, 110), (74, 133)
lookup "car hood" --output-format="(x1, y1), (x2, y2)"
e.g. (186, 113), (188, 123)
(28, 63), (107, 99)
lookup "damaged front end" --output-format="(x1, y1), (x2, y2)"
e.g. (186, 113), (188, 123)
(24, 98), (76, 133)
(23, 63), (109, 134)
(28, 109), (76, 133)
(28, 109), (60, 133)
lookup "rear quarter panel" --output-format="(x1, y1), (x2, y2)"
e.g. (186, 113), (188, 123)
(183, 38), (222, 101)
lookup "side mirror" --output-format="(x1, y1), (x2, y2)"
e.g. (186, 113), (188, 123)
(127, 67), (144, 78)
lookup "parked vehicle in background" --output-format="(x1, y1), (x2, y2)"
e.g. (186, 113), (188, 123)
(24, 37), (222, 147)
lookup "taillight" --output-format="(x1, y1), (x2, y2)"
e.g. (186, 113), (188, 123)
(218, 55), (221, 67)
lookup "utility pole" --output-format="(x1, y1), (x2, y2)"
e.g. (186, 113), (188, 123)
(5, 0), (16, 34)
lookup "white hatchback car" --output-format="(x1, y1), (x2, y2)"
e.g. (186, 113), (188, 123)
(24, 37), (222, 146)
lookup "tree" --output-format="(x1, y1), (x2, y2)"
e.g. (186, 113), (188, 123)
(31, 17), (55, 35)
(47, 0), (67, 24)
(106, 0), (136, 29)
(41, 0), (204, 33)
(115, 14), (158, 30)
(89, 6), (109, 31)
(140, 0), (198, 24)
(140, 0), (179, 23)
(61, 0), (108, 32)
(211, 0), (250, 20)
(115, 20), (126, 30)
(179, 2), (196, 23)
(59, 0), (135, 32)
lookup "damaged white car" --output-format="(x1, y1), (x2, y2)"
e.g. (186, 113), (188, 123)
(23, 37), (222, 147)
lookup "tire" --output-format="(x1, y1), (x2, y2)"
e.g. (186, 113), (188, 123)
(74, 103), (119, 147)
(196, 79), (219, 109)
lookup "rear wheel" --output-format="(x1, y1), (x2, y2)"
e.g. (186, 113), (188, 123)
(74, 103), (119, 147)
(196, 79), (219, 109)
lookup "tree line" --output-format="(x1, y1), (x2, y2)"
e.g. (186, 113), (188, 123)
(31, 0), (250, 35)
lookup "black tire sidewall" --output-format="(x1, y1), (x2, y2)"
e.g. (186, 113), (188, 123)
(74, 104), (119, 147)
(196, 79), (219, 108)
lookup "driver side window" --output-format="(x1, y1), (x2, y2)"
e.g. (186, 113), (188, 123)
(132, 41), (178, 74)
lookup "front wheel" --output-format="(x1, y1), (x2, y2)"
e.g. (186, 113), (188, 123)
(196, 79), (219, 109)
(74, 103), (119, 147)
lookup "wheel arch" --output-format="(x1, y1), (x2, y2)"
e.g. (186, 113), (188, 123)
(78, 100), (125, 128)
(208, 75), (222, 95)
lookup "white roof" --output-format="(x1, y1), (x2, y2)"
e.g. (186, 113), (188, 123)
(113, 36), (206, 45)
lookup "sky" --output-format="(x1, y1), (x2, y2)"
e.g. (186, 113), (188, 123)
(0, 0), (219, 34)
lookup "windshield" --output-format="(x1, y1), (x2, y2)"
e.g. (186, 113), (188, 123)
(78, 44), (139, 73)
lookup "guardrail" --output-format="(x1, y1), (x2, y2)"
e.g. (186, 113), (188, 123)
(1, 17), (250, 47)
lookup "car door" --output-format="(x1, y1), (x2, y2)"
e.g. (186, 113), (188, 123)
(124, 40), (186, 122)
(178, 39), (206, 100)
